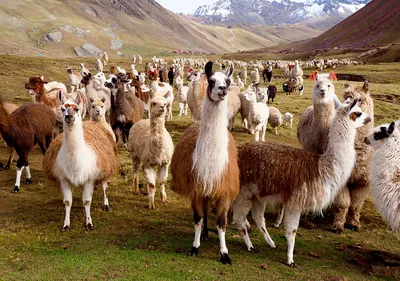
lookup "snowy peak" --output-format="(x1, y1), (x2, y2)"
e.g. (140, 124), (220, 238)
(194, 0), (371, 26)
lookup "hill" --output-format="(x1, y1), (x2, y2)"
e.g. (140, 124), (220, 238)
(0, 0), (324, 57)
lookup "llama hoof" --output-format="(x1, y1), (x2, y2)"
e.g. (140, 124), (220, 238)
(25, 178), (32, 184)
(347, 224), (360, 232)
(104, 205), (110, 212)
(61, 225), (70, 232)
(12, 186), (20, 193)
(249, 247), (259, 253)
(275, 245), (281, 250)
(161, 198), (168, 203)
(333, 227), (344, 234)
(201, 229), (209, 241)
(188, 247), (199, 256)
(86, 223), (94, 230)
(272, 223), (280, 228)
(220, 253), (232, 265)
(148, 204), (155, 209)
(288, 262), (297, 268)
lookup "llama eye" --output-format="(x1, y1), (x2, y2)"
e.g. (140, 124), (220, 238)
(355, 112), (362, 117)
(92, 106), (95, 108)
(328, 85), (331, 88)
(374, 135), (380, 141)
(316, 85), (319, 89)
(101, 106), (104, 108)
(61, 108), (65, 112)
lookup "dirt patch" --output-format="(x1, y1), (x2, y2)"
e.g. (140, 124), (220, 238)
(337, 243), (400, 278)
(372, 93), (400, 105)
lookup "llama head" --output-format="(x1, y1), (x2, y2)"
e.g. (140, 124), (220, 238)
(81, 73), (92, 86)
(66, 67), (73, 74)
(205, 61), (231, 102)
(25, 76), (48, 94)
(341, 98), (371, 129)
(80, 63), (85, 68)
(109, 66), (117, 74)
(311, 72), (337, 103)
(61, 97), (82, 127)
(243, 90), (256, 103)
(188, 71), (200, 82)
(343, 80), (370, 104)
(257, 88), (268, 103)
(149, 96), (168, 118)
(90, 97), (106, 120)
(365, 121), (400, 150)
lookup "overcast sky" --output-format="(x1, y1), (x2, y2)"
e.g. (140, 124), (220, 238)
(155, 0), (216, 14)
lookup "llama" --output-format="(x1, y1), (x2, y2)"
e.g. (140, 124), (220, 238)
(237, 77), (244, 91)
(187, 71), (207, 122)
(365, 121), (400, 232)
(95, 58), (104, 73)
(232, 99), (371, 266)
(0, 100), (56, 193)
(102, 51), (108, 66)
(148, 70), (174, 121)
(128, 95), (174, 209)
(81, 73), (110, 122)
(267, 106), (283, 135)
(104, 73), (144, 146)
(239, 67), (247, 85)
(297, 72), (338, 154)
(66, 67), (82, 93)
(80, 63), (90, 77)
(175, 76), (189, 116)
(43, 96), (117, 230)
(89, 97), (115, 142)
(243, 91), (269, 141)
(0, 102), (19, 169)
(332, 81), (374, 233)
(267, 85), (277, 104)
(283, 112), (294, 129)
(250, 67), (260, 85)
(171, 61), (240, 264)
(262, 62), (272, 84)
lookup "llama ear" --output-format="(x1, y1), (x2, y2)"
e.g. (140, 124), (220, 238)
(362, 80), (369, 91)
(309, 71), (318, 81)
(205, 61), (213, 79)
(329, 72), (337, 81)
(388, 121), (396, 135)
(164, 91), (171, 99)
(349, 98), (359, 111)
(227, 63), (234, 78)
(58, 90), (66, 104)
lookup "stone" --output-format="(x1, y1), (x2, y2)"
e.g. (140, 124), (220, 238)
(45, 31), (62, 42)
(111, 38), (123, 50)
(73, 43), (102, 57)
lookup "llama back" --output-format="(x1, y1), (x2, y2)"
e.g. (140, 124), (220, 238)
(239, 142), (321, 203)
(171, 124), (239, 200)
(44, 121), (116, 184)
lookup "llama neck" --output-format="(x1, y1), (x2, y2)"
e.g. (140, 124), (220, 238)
(62, 121), (87, 152)
(248, 99), (257, 117)
(313, 100), (335, 135)
(35, 86), (51, 105)
(193, 96), (229, 196)
(150, 80), (158, 92)
(320, 112), (357, 200)
(85, 80), (94, 92)
(0, 102), (12, 138)
(149, 115), (165, 152)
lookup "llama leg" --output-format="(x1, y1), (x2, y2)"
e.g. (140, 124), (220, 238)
(5, 148), (16, 169)
(189, 197), (204, 256)
(132, 159), (141, 195)
(13, 155), (27, 193)
(254, 129), (260, 142)
(284, 210), (301, 267)
(347, 183), (370, 231)
(251, 197), (276, 248)
(82, 182), (95, 230)
(232, 187), (255, 252)
(157, 164), (169, 203)
(184, 103), (188, 115)
(179, 102), (183, 116)
(216, 198), (231, 264)
(143, 166), (156, 209)
(60, 179), (72, 231)
(201, 197), (210, 240)
(274, 205), (285, 228)
(102, 181), (110, 212)
(275, 127), (278, 135)
(261, 125), (266, 142)
(333, 187), (351, 234)
(24, 164), (32, 184)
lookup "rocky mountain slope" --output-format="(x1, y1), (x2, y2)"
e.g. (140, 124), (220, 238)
(194, 0), (371, 26)
(0, 0), (324, 57)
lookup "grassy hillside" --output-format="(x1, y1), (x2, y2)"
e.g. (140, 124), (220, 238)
(1, 55), (400, 280)
(0, 0), (325, 58)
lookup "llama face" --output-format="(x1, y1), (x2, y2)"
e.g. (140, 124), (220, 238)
(347, 100), (371, 128)
(25, 76), (47, 93)
(66, 67), (73, 74)
(365, 121), (398, 149)
(61, 102), (80, 126)
(150, 97), (167, 117)
(207, 72), (230, 101)
(313, 78), (335, 102)
(90, 98), (106, 119)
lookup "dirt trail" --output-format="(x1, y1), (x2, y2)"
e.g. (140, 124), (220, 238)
(228, 29), (235, 47)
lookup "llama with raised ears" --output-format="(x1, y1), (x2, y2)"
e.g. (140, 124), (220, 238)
(171, 61), (240, 265)
(232, 99), (371, 267)
(43, 94), (117, 231)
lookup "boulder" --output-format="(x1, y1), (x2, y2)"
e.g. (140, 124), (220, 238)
(74, 43), (102, 57)
(45, 31), (62, 42)
(111, 38), (123, 50)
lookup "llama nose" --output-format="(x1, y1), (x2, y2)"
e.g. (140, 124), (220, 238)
(320, 89), (325, 95)
(95, 109), (101, 115)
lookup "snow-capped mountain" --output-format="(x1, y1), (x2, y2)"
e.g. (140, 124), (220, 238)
(194, 0), (371, 26)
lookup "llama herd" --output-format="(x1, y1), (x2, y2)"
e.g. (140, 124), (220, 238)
(0, 56), (399, 268)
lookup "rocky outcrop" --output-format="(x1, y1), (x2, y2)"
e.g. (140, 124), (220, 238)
(74, 43), (102, 57)
(44, 32), (62, 42)
(111, 38), (123, 50)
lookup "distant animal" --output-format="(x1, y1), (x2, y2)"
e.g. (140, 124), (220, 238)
(267, 85), (277, 104)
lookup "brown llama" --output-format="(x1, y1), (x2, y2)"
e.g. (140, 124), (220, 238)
(332, 81), (374, 233)
(43, 95), (117, 230)
(171, 61), (240, 265)
(0, 99), (56, 193)
(0, 102), (19, 169)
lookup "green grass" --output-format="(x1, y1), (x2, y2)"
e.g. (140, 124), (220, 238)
(1, 55), (400, 280)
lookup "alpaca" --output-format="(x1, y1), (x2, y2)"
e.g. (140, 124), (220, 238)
(95, 58), (104, 73)
(243, 91), (269, 141)
(283, 112), (294, 129)
(291, 60), (303, 77)
(128, 95), (174, 209)
(239, 67), (247, 85)
(267, 106), (283, 135)
(187, 71), (207, 122)
(0, 102), (19, 169)
(175, 76), (189, 116)
(171, 61), (240, 264)
(81, 73), (110, 122)
(250, 68), (260, 85)
(232, 99), (371, 266)
(297, 72), (338, 154)
(80, 63), (90, 77)
(89, 97), (115, 142)
(0, 100), (56, 193)
(365, 121), (400, 232)
(148, 70), (174, 121)
(66, 67), (82, 93)
(104, 73), (144, 146)
(127, 73), (150, 116)
(332, 81), (374, 233)
(43, 95), (117, 230)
